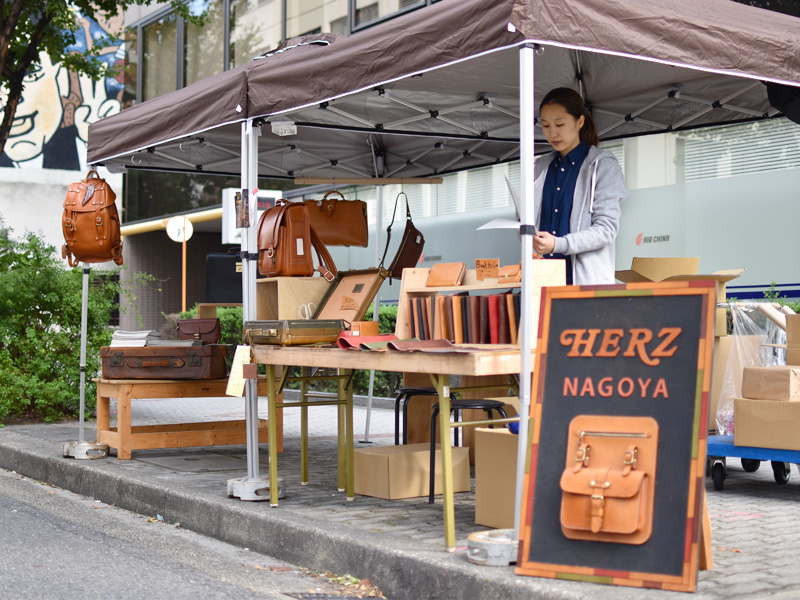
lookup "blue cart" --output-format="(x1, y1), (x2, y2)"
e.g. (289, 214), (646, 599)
(707, 435), (799, 490)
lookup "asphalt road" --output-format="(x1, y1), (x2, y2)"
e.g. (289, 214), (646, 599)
(0, 468), (376, 600)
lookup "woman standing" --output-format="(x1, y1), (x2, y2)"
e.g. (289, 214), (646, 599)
(532, 87), (626, 285)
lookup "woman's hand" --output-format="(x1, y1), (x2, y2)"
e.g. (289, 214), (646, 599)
(533, 231), (556, 256)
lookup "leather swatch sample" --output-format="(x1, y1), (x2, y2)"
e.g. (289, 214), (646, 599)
(426, 262), (466, 287)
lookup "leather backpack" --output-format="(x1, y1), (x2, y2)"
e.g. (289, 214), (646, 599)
(62, 170), (123, 267)
(257, 200), (336, 279)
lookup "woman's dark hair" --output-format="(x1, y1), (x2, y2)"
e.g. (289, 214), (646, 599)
(539, 87), (600, 147)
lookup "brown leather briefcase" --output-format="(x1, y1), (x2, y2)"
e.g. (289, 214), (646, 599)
(304, 190), (369, 247)
(100, 345), (228, 380)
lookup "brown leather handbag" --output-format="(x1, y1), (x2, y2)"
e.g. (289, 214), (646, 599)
(304, 190), (369, 247)
(61, 169), (123, 267)
(559, 415), (658, 545)
(257, 200), (337, 279)
(177, 318), (221, 344)
(380, 192), (424, 283)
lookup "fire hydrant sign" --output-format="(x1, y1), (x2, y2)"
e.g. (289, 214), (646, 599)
(516, 281), (716, 593)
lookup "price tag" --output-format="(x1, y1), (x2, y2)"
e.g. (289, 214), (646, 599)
(475, 258), (499, 281)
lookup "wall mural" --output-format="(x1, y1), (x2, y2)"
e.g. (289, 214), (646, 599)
(0, 13), (124, 171)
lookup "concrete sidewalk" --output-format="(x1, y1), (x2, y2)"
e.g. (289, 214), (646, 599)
(1, 394), (800, 599)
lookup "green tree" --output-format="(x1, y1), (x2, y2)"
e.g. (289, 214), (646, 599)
(0, 220), (148, 423)
(0, 0), (205, 157)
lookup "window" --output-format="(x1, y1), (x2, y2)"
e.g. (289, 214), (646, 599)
(184, 0), (226, 86)
(680, 119), (800, 181)
(229, 0), (283, 68)
(286, 0), (347, 39)
(141, 14), (178, 101)
(353, 0), (424, 28)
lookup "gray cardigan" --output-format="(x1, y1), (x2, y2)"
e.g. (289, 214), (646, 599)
(533, 146), (626, 285)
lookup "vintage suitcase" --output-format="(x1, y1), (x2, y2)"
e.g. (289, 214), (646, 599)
(243, 319), (346, 346)
(100, 345), (228, 380)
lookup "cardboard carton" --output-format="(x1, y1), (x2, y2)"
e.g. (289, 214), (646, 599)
(474, 428), (518, 529)
(734, 398), (800, 451)
(615, 257), (744, 305)
(709, 336), (732, 432)
(741, 366), (800, 402)
(354, 443), (470, 500)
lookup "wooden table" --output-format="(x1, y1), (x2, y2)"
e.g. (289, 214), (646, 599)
(250, 345), (524, 550)
(95, 378), (282, 459)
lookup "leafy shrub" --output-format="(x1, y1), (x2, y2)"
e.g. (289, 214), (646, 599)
(0, 222), (146, 424)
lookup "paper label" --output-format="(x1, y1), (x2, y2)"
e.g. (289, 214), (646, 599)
(226, 345), (250, 397)
(296, 238), (304, 255)
(475, 258), (499, 281)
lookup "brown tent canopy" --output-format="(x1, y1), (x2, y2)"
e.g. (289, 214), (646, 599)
(88, 0), (800, 179)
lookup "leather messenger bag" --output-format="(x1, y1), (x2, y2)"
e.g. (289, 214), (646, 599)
(257, 200), (337, 279)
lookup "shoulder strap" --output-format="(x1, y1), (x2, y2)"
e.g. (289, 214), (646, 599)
(379, 191), (411, 269)
(310, 226), (337, 281)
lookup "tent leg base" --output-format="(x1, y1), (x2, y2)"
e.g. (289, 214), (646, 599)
(63, 441), (109, 460)
(227, 477), (285, 501)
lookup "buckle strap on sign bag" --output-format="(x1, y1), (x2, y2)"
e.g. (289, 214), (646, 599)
(61, 169), (123, 267)
(257, 200), (336, 279)
(379, 191), (424, 283)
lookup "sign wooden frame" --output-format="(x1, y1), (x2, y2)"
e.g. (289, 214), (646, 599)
(516, 281), (716, 592)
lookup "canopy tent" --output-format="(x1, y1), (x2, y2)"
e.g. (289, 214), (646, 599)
(87, 0), (800, 544)
(89, 0), (800, 179)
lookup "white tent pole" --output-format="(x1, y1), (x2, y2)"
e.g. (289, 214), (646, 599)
(361, 185), (383, 443)
(514, 42), (536, 540)
(78, 265), (90, 444)
(242, 120), (260, 481)
(63, 264), (108, 459)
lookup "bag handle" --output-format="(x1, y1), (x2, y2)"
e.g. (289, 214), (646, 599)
(379, 191), (413, 270)
(85, 169), (101, 180)
(322, 190), (346, 202)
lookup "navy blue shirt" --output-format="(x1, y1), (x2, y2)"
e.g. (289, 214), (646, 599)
(540, 141), (590, 284)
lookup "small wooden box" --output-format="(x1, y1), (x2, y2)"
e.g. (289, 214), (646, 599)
(256, 276), (331, 320)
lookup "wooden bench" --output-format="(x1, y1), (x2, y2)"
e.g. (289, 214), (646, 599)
(95, 378), (283, 460)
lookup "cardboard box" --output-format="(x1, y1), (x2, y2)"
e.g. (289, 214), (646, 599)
(715, 306), (728, 337)
(354, 443), (470, 499)
(615, 257), (744, 304)
(474, 428), (519, 529)
(734, 398), (800, 451)
(709, 336), (732, 432)
(741, 365), (800, 402)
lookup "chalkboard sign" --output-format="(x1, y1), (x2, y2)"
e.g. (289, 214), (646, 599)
(516, 281), (716, 592)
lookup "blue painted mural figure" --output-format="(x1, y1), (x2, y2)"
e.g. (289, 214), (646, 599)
(0, 13), (123, 170)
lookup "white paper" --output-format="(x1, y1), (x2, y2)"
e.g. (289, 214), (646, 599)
(226, 345), (250, 397)
(477, 218), (522, 231)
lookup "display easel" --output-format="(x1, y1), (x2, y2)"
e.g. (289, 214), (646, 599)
(63, 265), (109, 460)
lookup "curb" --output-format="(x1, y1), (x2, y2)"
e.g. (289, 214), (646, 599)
(0, 428), (584, 600)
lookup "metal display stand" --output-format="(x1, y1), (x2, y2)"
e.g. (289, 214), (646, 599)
(63, 266), (109, 460)
(227, 121), (285, 502)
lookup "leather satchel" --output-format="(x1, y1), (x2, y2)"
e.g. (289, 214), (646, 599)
(61, 169), (123, 267)
(380, 192), (425, 283)
(559, 415), (658, 545)
(304, 190), (369, 247)
(178, 318), (221, 344)
(257, 200), (337, 279)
